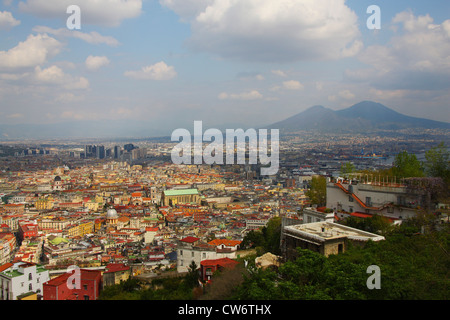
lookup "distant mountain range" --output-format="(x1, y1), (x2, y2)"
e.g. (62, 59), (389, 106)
(267, 101), (450, 133)
(0, 101), (448, 141)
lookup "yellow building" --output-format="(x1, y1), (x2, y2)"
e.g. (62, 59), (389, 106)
(35, 197), (54, 210)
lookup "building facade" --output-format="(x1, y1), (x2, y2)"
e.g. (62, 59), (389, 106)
(0, 261), (50, 300)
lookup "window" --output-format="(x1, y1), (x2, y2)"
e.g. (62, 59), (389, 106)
(84, 295), (89, 300)
(366, 197), (372, 207)
(84, 284), (88, 290)
(179, 250), (183, 256)
(349, 196), (353, 202)
(28, 273), (32, 281)
(191, 251), (195, 257)
(29, 284), (32, 291)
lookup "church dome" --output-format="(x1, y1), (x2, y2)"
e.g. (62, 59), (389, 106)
(106, 207), (119, 220)
(54, 176), (62, 182)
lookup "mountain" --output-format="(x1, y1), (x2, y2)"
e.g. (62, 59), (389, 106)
(267, 101), (450, 133)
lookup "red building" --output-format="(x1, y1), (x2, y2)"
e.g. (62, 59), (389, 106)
(200, 258), (239, 282)
(18, 223), (38, 241)
(43, 269), (102, 300)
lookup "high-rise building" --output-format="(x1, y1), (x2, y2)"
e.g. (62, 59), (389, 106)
(96, 145), (105, 159)
(114, 146), (121, 159)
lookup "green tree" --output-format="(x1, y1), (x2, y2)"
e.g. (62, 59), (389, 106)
(392, 150), (424, 178)
(306, 176), (327, 207)
(424, 142), (450, 185)
(262, 217), (282, 255)
(241, 230), (265, 249)
(340, 162), (355, 178)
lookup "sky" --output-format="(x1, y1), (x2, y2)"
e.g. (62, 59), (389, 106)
(0, 0), (449, 138)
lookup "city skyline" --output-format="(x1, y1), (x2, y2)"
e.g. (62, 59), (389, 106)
(1, 0), (450, 138)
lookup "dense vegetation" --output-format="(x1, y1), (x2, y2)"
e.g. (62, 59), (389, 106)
(233, 215), (450, 300)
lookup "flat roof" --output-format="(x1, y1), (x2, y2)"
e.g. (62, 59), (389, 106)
(284, 221), (385, 243)
(163, 189), (199, 196)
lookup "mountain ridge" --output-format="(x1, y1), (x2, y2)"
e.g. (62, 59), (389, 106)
(267, 100), (450, 133)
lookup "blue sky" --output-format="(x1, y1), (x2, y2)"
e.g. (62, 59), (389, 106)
(0, 0), (449, 137)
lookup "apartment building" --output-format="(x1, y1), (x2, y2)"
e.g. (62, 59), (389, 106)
(326, 179), (421, 221)
(0, 261), (50, 300)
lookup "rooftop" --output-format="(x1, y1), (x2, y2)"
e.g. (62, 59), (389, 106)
(284, 221), (385, 243)
(163, 189), (199, 196)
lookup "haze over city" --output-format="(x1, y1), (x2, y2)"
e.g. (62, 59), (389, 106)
(1, 0), (449, 139)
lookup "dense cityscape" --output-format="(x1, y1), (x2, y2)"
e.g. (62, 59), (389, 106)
(0, 0), (449, 312)
(0, 127), (448, 302)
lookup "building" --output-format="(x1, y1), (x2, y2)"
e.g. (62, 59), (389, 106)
(200, 258), (239, 282)
(102, 263), (131, 287)
(43, 268), (102, 300)
(52, 176), (64, 191)
(281, 221), (385, 259)
(177, 237), (240, 273)
(105, 207), (120, 229)
(0, 261), (50, 300)
(326, 180), (421, 221)
(161, 189), (201, 207)
(302, 207), (335, 223)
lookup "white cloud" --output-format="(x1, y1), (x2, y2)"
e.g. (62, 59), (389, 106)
(85, 55), (110, 71)
(33, 65), (90, 90)
(0, 11), (20, 29)
(271, 70), (287, 77)
(218, 90), (263, 100)
(33, 26), (120, 46)
(159, 0), (213, 20)
(347, 11), (450, 91)
(0, 34), (63, 70)
(283, 80), (304, 91)
(19, 0), (143, 27)
(338, 89), (355, 100)
(124, 62), (177, 80)
(7, 113), (24, 119)
(34, 65), (65, 83)
(161, 0), (361, 62)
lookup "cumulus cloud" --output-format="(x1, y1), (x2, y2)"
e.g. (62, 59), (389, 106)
(218, 90), (263, 100)
(0, 34), (63, 70)
(272, 70), (288, 77)
(33, 65), (89, 89)
(282, 80), (304, 91)
(161, 0), (361, 62)
(33, 26), (120, 46)
(18, 0), (142, 27)
(346, 11), (450, 91)
(0, 11), (20, 29)
(85, 55), (110, 71)
(124, 61), (177, 80)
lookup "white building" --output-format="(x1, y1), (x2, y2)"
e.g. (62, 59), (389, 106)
(326, 180), (421, 221)
(176, 237), (238, 273)
(0, 261), (50, 300)
(302, 207), (335, 223)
